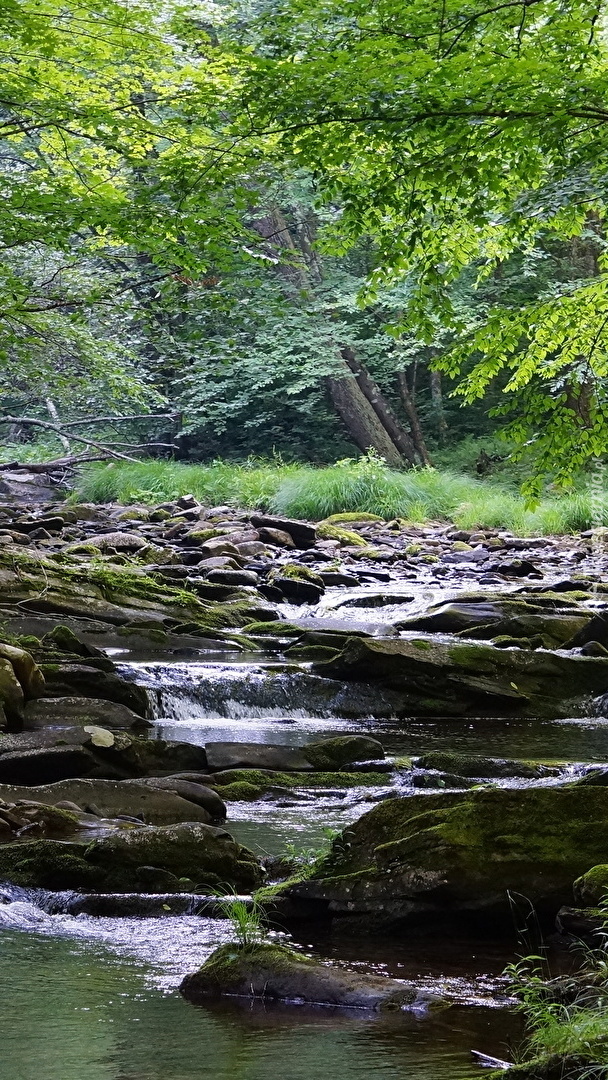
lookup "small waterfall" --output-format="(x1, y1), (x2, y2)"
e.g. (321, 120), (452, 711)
(118, 660), (406, 721)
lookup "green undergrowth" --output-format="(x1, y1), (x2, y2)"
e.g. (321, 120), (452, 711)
(72, 456), (608, 536)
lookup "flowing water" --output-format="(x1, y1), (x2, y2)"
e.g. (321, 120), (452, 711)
(3, 581), (603, 1080)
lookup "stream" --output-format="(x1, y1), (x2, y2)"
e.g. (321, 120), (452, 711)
(0, 581), (602, 1080)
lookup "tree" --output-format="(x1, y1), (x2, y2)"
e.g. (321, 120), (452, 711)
(241, 0), (608, 487)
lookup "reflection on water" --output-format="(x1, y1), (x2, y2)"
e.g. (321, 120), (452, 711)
(0, 927), (521, 1080)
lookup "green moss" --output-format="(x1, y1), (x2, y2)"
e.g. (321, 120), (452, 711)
(218, 781), (264, 801)
(405, 543), (422, 555)
(272, 563), (324, 586)
(316, 523), (369, 546)
(320, 513), (383, 524)
(242, 621), (303, 637)
(209, 769), (389, 789)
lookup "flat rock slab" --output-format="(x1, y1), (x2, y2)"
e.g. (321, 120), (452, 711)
(0, 778), (214, 824)
(205, 742), (314, 772)
(24, 696), (151, 731)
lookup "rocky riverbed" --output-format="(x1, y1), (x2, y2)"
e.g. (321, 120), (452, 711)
(2, 479), (608, 1077)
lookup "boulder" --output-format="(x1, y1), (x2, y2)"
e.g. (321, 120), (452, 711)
(396, 599), (592, 646)
(0, 778), (215, 824)
(0, 744), (97, 785)
(86, 822), (262, 892)
(250, 514), (317, 549)
(39, 664), (149, 716)
(0, 658), (24, 727)
(24, 696), (151, 731)
(573, 864), (608, 906)
(414, 752), (554, 780)
(313, 636), (608, 717)
(180, 942), (437, 1010)
(304, 736), (385, 770)
(140, 778), (227, 821)
(284, 787), (608, 929)
(0, 822), (262, 892)
(0, 643), (45, 699)
(205, 742), (314, 773)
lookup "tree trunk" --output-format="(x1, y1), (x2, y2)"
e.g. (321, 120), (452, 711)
(429, 370), (448, 444)
(45, 398), (71, 454)
(326, 374), (406, 468)
(397, 370), (432, 466)
(341, 348), (419, 465)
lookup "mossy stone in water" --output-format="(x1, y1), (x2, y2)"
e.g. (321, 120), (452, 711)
(180, 942), (436, 1010)
(304, 735), (385, 771)
(415, 752), (553, 779)
(573, 864), (608, 906)
(316, 524), (369, 547)
(218, 781), (264, 801)
(209, 768), (389, 789)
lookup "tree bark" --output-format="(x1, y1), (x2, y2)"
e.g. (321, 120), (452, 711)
(429, 370), (448, 444)
(341, 348), (419, 465)
(326, 374), (406, 468)
(45, 398), (71, 454)
(397, 369), (432, 466)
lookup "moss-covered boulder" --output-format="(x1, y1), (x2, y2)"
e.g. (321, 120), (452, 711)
(573, 864), (608, 906)
(208, 768), (390, 790)
(396, 597), (593, 647)
(0, 778), (216, 824)
(180, 942), (438, 1010)
(0, 822), (262, 892)
(414, 753), (555, 780)
(304, 736), (385, 770)
(313, 636), (608, 717)
(284, 787), (608, 929)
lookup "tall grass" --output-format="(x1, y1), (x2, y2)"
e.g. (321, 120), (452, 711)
(73, 456), (608, 536)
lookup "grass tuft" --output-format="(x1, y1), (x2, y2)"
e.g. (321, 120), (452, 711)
(72, 456), (608, 536)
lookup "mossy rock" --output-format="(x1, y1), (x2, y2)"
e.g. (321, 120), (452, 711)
(180, 941), (437, 1010)
(304, 735), (385, 771)
(573, 864), (608, 906)
(218, 781), (264, 801)
(415, 752), (554, 780)
(320, 513), (384, 524)
(270, 563), (324, 587)
(242, 621), (303, 637)
(284, 645), (340, 662)
(209, 768), (389, 789)
(316, 523), (369, 547)
(285, 786), (608, 928)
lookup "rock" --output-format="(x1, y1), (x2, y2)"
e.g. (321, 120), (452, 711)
(78, 531), (149, 552)
(140, 778), (227, 821)
(284, 787), (608, 929)
(396, 599), (592, 646)
(257, 527), (296, 548)
(573, 864), (608, 906)
(272, 576), (323, 604)
(0, 744), (98, 784)
(205, 742), (314, 772)
(304, 736), (385, 770)
(24, 696), (151, 731)
(0, 822), (262, 892)
(0, 778), (216, 824)
(414, 752), (554, 779)
(555, 906), (606, 937)
(0, 642), (45, 699)
(0, 657), (25, 727)
(39, 664), (149, 716)
(86, 822), (262, 892)
(313, 636), (608, 718)
(180, 942), (438, 1010)
(250, 514), (317, 549)
(206, 570), (260, 586)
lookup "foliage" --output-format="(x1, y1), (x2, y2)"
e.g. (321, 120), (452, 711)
(209, 888), (269, 949)
(242, 0), (608, 478)
(73, 454), (608, 535)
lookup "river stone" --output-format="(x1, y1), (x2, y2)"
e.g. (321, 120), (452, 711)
(304, 736), (385, 770)
(0, 643), (45, 699)
(250, 514), (317, 549)
(86, 822), (262, 892)
(205, 742), (314, 772)
(396, 599), (592, 646)
(39, 664), (149, 716)
(0, 657), (25, 727)
(284, 786), (608, 929)
(24, 696), (152, 731)
(0, 779), (215, 824)
(139, 778), (227, 821)
(573, 864), (608, 906)
(180, 942), (438, 1010)
(414, 753), (554, 780)
(0, 745), (98, 785)
(313, 636), (608, 718)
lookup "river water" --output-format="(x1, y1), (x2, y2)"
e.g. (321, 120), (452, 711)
(2, 582), (600, 1080)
